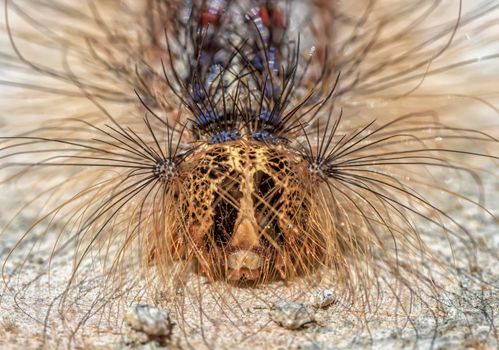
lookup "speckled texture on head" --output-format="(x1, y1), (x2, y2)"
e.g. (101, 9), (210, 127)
(176, 140), (319, 282)
(0, 0), (498, 349)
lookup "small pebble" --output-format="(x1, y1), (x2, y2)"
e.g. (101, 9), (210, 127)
(125, 304), (173, 343)
(270, 300), (315, 330)
(312, 289), (336, 309)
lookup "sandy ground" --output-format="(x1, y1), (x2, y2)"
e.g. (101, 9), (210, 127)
(0, 1), (498, 349)
(0, 167), (498, 350)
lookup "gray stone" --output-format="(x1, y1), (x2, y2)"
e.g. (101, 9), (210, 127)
(270, 300), (315, 330)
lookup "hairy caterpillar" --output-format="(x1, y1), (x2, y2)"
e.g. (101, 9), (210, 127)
(0, 0), (498, 349)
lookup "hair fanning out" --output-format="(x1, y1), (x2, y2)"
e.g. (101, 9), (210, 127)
(0, 0), (498, 348)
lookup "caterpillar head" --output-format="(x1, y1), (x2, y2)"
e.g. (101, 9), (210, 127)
(163, 140), (325, 283)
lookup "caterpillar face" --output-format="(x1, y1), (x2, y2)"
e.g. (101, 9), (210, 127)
(2, 1), (499, 347)
(177, 140), (318, 282)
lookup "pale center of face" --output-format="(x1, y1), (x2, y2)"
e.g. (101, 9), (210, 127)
(227, 250), (262, 270)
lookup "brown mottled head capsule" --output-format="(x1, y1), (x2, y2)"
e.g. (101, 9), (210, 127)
(173, 140), (324, 283)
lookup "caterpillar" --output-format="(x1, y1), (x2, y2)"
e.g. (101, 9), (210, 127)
(0, 0), (498, 349)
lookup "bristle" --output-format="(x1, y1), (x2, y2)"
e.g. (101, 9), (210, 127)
(1, 0), (498, 348)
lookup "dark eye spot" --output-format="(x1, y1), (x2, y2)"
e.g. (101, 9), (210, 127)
(210, 171), (242, 248)
(214, 154), (229, 163)
(208, 168), (219, 179)
(252, 171), (284, 246)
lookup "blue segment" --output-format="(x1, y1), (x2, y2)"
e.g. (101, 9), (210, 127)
(195, 108), (219, 127)
(251, 47), (278, 73)
(267, 47), (277, 71)
(191, 82), (206, 102)
(198, 51), (210, 67)
(246, 7), (270, 43)
(259, 110), (280, 125)
(264, 80), (281, 98)
(252, 56), (264, 71)
(206, 63), (222, 87)
(252, 131), (278, 143)
(209, 130), (241, 143)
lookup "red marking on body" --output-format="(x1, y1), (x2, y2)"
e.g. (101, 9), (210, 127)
(271, 8), (286, 28)
(259, 7), (270, 27)
(201, 1), (223, 27)
(201, 11), (221, 26)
